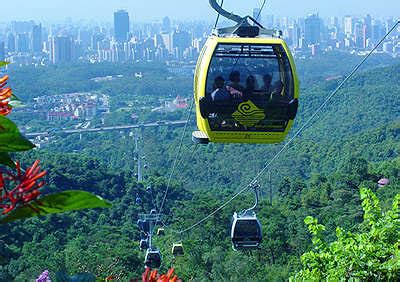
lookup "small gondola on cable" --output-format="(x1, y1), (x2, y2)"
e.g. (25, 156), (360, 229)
(139, 238), (149, 251)
(230, 181), (262, 251)
(172, 242), (184, 257)
(144, 248), (162, 269)
(192, 0), (299, 144)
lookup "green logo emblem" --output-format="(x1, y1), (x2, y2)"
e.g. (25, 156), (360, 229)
(232, 101), (265, 127)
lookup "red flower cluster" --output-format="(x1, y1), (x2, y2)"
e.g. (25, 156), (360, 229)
(0, 75), (12, 116)
(0, 160), (47, 214)
(140, 267), (181, 282)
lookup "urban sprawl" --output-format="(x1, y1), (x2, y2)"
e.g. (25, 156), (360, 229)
(0, 10), (399, 66)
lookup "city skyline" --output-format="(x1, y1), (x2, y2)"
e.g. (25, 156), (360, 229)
(0, 0), (399, 23)
(1, 12), (398, 67)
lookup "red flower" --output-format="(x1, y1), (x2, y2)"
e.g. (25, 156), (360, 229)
(0, 75), (12, 116)
(141, 267), (181, 282)
(0, 160), (47, 214)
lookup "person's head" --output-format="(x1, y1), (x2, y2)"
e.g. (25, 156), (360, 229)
(263, 74), (272, 86)
(229, 71), (241, 83)
(214, 76), (225, 88)
(246, 75), (256, 89)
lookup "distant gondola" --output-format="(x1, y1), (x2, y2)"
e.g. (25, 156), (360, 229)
(231, 211), (262, 250)
(172, 243), (184, 257)
(144, 248), (162, 268)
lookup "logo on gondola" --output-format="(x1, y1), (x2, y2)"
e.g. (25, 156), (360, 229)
(232, 101), (265, 127)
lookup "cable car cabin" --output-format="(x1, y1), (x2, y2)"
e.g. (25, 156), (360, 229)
(193, 36), (299, 144)
(157, 228), (165, 236)
(137, 219), (150, 234)
(139, 239), (149, 251)
(144, 248), (162, 269)
(172, 243), (184, 257)
(231, 211), (262, 251)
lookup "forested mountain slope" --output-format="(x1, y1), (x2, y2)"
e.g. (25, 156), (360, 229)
(0, 61), (399, 280)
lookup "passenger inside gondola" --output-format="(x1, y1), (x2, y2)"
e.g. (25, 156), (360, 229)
(204, 43), (296, 133)
(226, 71), (244, 100)
(211, 76), (230, 102)
(244, 75), (256, 101)
(270, 81), (289, 105)
(262, 74), (272, 93)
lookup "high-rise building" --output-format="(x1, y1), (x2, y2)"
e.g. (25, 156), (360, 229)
(304, 14), (321, 45)
(371, 20), (384, 44)
(114, 10), (130, 42)
(330, 16), (339, 28)
(51, 36), (72, 64)
(0, 42), (5, 61)
(172, 30), (190, 50)
(6, 33), (15, 53)
(16, 33), (30, 53)
(31, 24), (42, 53)
(162, 16), (171, 33)
(288, 24), (300, 48)
(344, 16), (353, 35)
(11, 21), (34, 34)
(161, 32), (172, 52)
(363, 14), (372, 39)
(354, 22), (364, 49)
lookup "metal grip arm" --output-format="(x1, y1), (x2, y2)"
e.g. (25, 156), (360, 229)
(209, 0), (244, 24)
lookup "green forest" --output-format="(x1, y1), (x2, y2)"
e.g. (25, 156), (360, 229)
(0, 53), (399, 281)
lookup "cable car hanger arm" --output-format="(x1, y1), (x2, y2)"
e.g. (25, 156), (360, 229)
(244, 181), (260, 213)
(209, 0), (243, 24)
(209, 0), (278, 37)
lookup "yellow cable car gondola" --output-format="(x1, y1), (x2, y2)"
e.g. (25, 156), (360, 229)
(172, 243), (184, 257)
(192, 0), (299, 144)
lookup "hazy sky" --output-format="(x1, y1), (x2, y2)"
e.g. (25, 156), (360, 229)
(1, 0), (399, 22)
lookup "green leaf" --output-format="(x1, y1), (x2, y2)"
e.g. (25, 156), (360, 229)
(10, 95), (21, 103)
(9, 99), (23, 107)
(0, 116), (35, 152)
(0, 61), (9, 68)
(0, 152), (16, 168)
(0, 190), (112, 224)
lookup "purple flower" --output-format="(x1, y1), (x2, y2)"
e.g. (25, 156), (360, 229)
(36, 270), (51, 282)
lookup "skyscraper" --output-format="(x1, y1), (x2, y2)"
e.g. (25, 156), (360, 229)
(52, 36), (72, 64)
(31, 24), (42, 53)
(344, 16), (353, 35)
(0, 42), (5, 61)
(162, 16), (171, 33)
(354, 22), (364, 49)
(363, 14), (372, 39)
(7, 33), (15, 53)
(16, 33), (30, 53)
(114, 10), (130, 43)
(304, 14), (321, 45)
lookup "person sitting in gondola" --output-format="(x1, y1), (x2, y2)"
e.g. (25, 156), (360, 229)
(262, 74), (272, 94)
(210, 76), (235, 129)
(226, 71), (244, 100)
(211, 76), (231, 102)
(269, 81), (290, 121)
(270, 81), (285, 104)
(243, 75), (256, 102)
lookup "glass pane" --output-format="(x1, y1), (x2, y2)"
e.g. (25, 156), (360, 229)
(205, 43), (294, 132)
(235, 220), (260, 238)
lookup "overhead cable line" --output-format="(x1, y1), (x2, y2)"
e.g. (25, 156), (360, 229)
(156, 99), (195, 220)
(177, 20), (400, 235)
(255, 0), (267, 22)
(213, 0), (224, 29)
